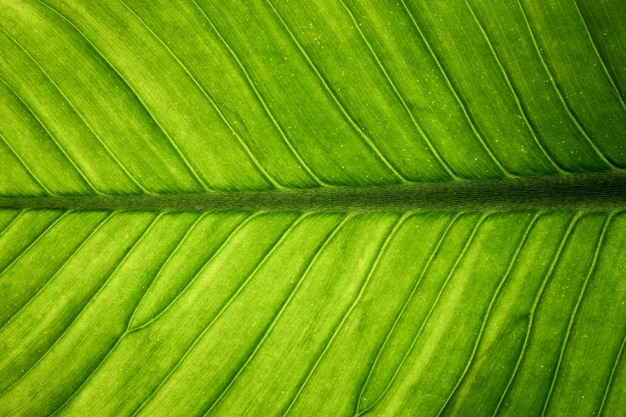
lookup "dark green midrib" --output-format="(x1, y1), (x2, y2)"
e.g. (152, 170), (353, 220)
(1, 172), (626, 212)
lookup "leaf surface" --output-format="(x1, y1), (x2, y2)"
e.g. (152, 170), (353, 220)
(0, 0), (625, 416)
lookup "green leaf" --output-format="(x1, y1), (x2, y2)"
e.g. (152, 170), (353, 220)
(0, 0), (625, 416)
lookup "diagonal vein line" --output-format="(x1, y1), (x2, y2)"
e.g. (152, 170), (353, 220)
(463, 0), (567, 174)
(47, 214), (165, 416)
(0, 212), (114, 335)
(437, 211), (543, 417)
(541, 212), (613, 416)
(0, 132), (51, 195)
(597, 327), (626, 417)
(339, 0), (458, 180)
(121, 1), (282, 190)
(398, 0), (511, 178)
(202, 213), (352, 416)
(572, 0), (626, 112)
(37, 0), (212, 192)
(0, 213), (160, 399)
(0, 75), (101, 194)
(492, 212), (582, 416)
(358, 212), (488, 416)
(50, 215), (210, 417)
(191, 0), (329, 188)
(0, 209), (27, 243)
(263, 0), (408, 183)
(125, 213), (206, 331)
(125, 212), (261, 334)
(0, 26), (148, 193)
(0, 210), (67, 278)
(49, 337), (124, 417)
(355, 212), (462, 415)
(130, 213), (306, 417)
(282, 213), (410, 417)
(516, 0), (619, 170)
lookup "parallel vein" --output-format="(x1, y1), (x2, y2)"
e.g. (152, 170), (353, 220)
(1, 213), (159, 400)
(0, 25), (147, 193)
(130, 214), (303, 416)
(359, 213), (487, 415)
(492, 212), (581, 416)
(516, 0), (618, 170)
(571, 0), (626, 112)
(121, 1), (282, 190)
(282, 213), (408, 416)
(398, 0), (511, 178)
(0, 212), (113, 336)
(540, 212), (612, 416)
(264, 0), (409, 183)
(0, 133), (50, 195)
(339, 0), (458, 180)
(437, 211), (542, 416)
(0, 76), (99, 194)
(463, 0), (566, 174)
(355, 212), (461, 415)
(191, 0), (329, 188)
(203, 214), (351, 415)
(38, 0), (212, 192)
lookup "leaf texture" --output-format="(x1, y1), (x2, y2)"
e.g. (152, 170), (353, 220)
(0, 0), (625, 416)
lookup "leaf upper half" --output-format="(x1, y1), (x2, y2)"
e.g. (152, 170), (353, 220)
(0, 0), (625, 195)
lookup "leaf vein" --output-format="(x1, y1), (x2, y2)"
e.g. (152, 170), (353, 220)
(121, 1), (283, 190)
(37, 0), (212, 192)
(398, 0), (511, 178)
(264, 0), (409, 183)
(0, 76), (101, 194)
(0, 212), (113, 336)
(125, 213), (206, 332)
(282, 212), (410, 417)
(0, 210), (67, 278)
(437, 211), (543, 416)
(0, 209), (24, 241)
(203, 213), (352, 416)
(359, 212), (488, 415)
(0, 25), (148, 193)
(540, 212), (613, 416)
(130, 213), (305, 417)
(339, 0), (458, 180)
(516, 0), (619, 170)
(0, 213), (160, 402)
(463, 0), (567, 174)
(492, 212), (582, 416)
(355, 212), (462, 415)
(191, 0), (330, 188)
(597, 328), (626, 417)
(572, 0), (626, 111)
(126, 212), (259, 334)
(0, 132), (51, 195)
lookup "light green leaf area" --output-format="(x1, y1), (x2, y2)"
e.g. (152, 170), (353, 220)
(0, 0), (625, 416)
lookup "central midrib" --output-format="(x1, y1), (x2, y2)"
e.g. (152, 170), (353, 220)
(1, 172), (625, 212)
